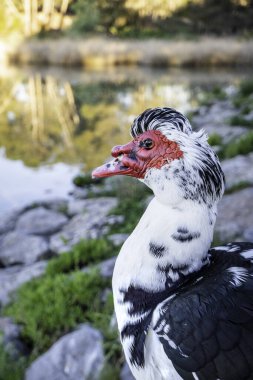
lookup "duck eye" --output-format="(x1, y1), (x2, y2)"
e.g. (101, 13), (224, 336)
(140, 138), (154, 149)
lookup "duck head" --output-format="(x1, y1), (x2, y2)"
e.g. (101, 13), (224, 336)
(92, 107), (225, 206)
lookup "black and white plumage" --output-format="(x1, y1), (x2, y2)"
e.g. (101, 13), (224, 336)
(92, 107), (253, 380)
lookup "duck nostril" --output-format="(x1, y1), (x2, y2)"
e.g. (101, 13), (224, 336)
(111, 145), (123, 158)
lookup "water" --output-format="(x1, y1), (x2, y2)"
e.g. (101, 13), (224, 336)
(1, 64), (252, 212)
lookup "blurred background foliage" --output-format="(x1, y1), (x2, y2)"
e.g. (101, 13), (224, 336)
(1, 0), (253, 38)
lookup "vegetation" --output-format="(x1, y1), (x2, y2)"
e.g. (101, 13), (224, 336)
(0, 235), (125, 379)
(108, 177), (152, 233)
(2, 0), (253, 38)
(229, 115), (253, 128)
(208, 133), (222, 146)
(0, 344), (26, 380)
(220, 131), (253, 158)
(225, 181), (252, 194)
(46, 238), (117, 275)
(73, 173), (104, 187)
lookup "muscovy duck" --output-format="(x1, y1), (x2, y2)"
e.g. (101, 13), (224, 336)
(92, 107), (253, 380)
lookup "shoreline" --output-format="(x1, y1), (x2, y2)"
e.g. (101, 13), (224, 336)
(8, 36), (253, 68)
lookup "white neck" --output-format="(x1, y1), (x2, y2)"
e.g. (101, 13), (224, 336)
(112, 196), (216, 331)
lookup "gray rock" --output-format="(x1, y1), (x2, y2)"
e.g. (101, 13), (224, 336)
(0, 261), (47, 306)
(222, 153), (253, 190)
(121, 362), (135, 380)
(50, 197), (117, 254)
(244, 110), (253, 121)
(0, 317), (28, 358)
(22, 198), (68, 213)
(215, 188), (253, 242)
(67, 199), (89, 216)
(193, 101), (247, 143)
(25, 324), (104, 380)
(16, 207), (68, 235)
(0, 231), (49, 266)
(98, 257), (116, 278)
(0, 210), (19, 235)
(244, 227), (253, 242)
(108, 233), (129, 246)
(71, 187), (88, 199)
(193, 101), (236, 126)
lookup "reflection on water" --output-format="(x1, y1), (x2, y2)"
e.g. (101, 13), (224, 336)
(0, 149), (80, 213)
(0, 65), (253, 211)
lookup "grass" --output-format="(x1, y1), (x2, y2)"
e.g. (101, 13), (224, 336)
(46, 238), (117, 276)
(208, 133), (222, 146)
(0, 344), (26, 380)
(229, 115), (253, 128)
(2, 237), (123, 378)
(220, 131), (253, 159)
(108, 178), (152, 234)
(198, 85), (227, 106)
(225, 181), (252, 195)
(4, 269), (109, 357)
(73, 173), (104, 187)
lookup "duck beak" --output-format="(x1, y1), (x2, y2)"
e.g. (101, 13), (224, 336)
(92, 142), (136, 179)
(92, 157), (132, 178)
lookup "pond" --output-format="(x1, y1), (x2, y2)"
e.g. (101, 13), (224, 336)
(1, 64), (253, 213)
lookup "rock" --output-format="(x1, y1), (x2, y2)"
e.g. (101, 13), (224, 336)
(193, 101), (247, 143)
(0, 317), (28, 358)
(25, 324), (104, 380)
(108, 233), (129, 246)
(221, 153), (253, 190)
(0, 210), (19, 235)
(98, 257), (116, 278)
(243, 227), (253, 242)
(50, 197), (117, 254)
(0, 231), (49, 266)
(193, 101), (236, 127)
(16, 207), (68, 235)
(121, 362), (135, 380)
(22, 198), (68, 213)
(215, 188), (253, 242)
(70, 187), (88, 199)
(0, 261), (47, 306)
(67, 199), (89, 217)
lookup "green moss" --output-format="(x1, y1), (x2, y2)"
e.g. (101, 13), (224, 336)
(4, 270), (109, 357)
(220, 131), (253, 159)
(208, 133), (222, 146)
(229, 115), (253, 128)
(46, 239), (117, 276)
(0, 343), (26, 380)
(198, 86), (227, 106)
(108, 178), (152, 234)
(238, 78), (253, 97)
(225, 181), (252, 195)
(73, 173), (104, 187)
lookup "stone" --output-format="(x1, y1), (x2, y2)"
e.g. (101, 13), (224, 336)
(215, 188), (253, 242)
(108, 233), (129, 246)
(221, 153), (253, 190)
(193, 101), (247, 143)
(120, 362), (135, 380)
(0, 317), (28, 358)
(71, 187), (88, 200)
(16, 207), (68, 235)
(50, 197), (117, 254)
(0, 210), (19, 235)
(98, 257), (116, 278)
(25, 324), (104, 380)
(243, 227), (253, 242)
(0, 231), (49, 266)
(0, 261), (47, 306)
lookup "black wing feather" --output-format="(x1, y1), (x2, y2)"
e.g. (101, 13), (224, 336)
(154, 243), (253, 380)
